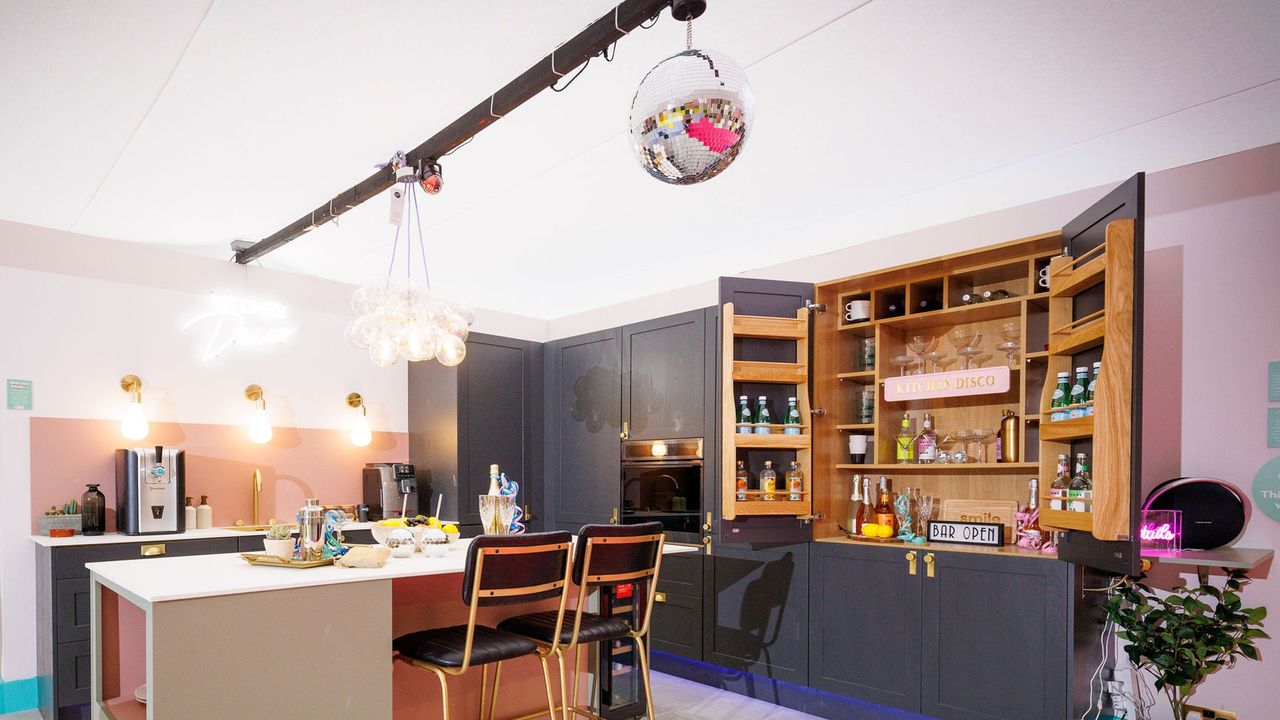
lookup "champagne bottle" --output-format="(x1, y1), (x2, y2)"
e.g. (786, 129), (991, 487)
(760, 461), (777, 501)
(848, 474), (863, 533)
(858, 477), (876, 530)
(1020, 478), (1043, 547)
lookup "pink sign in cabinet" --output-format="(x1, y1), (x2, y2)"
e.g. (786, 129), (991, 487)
(883, 366), (1011, 402)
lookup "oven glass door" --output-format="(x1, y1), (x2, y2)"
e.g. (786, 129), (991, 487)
(620, 461), (701, 537)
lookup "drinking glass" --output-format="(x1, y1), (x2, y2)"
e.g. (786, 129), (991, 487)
(998, 321), (1021, 368)
(907, 335), (935, 375)
(856, 387), (876, 424)
(915, 493), (936, 536)
(949, 326), (977, 367)
(970, 428), (995, 463)
(952, 430), (975, 463)
(890, 354), (914, 377)
(924, 350), (948, 373)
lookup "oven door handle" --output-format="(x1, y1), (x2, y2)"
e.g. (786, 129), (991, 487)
(621, 460), (703, 468)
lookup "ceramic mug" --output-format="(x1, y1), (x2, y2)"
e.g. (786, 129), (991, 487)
(845, 299), (871, 323)
(1038, 265), (1050, 289)
(848, 434), (868, 464)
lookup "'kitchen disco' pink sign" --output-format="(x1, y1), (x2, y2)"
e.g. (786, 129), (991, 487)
(884, 366), (1011, 402)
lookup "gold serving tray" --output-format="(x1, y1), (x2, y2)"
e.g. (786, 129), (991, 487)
(241, 552), (335, 569)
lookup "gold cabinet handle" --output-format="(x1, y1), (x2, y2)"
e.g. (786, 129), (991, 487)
(905, 551), (918, 575)
(702, 512), (713, 532)
(701, 535), (712, 555)
(141, 543), (166, 557)
(610, 507), (619, 525)
(523, 504), (536, 521)
(654, 592), (667, 604)
(924, 553), (936, 578)
(619, 421), (629, 440)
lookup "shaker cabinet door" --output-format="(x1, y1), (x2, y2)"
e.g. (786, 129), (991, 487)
(808, 541), (922, 712)
(919, 550), (1070, 720)
(621, 310), (706, 441)
(707, 542), (810, 687)
(546, 329), (621, 530)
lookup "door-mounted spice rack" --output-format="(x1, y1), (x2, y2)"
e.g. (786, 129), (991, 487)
(721, 302), (812, 520)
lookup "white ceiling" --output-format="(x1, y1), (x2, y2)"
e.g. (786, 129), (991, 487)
(3, 1), (1279, 319)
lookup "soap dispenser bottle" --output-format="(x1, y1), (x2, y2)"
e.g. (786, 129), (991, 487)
(184, 496), (196, 531)
(196, 495), (213, 529)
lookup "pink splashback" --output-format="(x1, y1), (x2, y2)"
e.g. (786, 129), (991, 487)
(30, 417), (408, 532)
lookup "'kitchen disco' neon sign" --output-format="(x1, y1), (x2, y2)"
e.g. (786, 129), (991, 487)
(181, 293), (298, 362)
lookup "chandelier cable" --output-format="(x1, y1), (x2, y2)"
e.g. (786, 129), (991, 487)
(413, 182), (431, 290)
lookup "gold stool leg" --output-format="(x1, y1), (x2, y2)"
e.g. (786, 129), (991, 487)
(539, 652), (560, 720)
(432, 667), (452, 720)
(634, 636), (655, 720)
(479, 664), (490, 720)
(572, 644), (584, 710)
(555, 647), (571, 720)
(489, 661), (504, 720)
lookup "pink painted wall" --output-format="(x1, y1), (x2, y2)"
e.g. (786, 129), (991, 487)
(1135, 144), (1280, 718)
(29, 417), (408, 532)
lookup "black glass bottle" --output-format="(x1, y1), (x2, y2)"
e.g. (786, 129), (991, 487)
(81, 484), (106, 536)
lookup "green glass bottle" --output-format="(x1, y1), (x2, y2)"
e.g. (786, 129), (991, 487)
(754, 396), (772, 434)
(1050, 372), (1070, 421)
(784, 397), (802, 435)
(736, 395), (752, 434)
(1069, 367), (1089, 418)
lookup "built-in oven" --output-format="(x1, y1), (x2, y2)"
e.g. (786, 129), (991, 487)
(620, 438), (703, 544)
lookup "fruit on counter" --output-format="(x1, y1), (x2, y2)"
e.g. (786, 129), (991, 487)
(442, 523), (458, 534)
(404, 515), (444, 528)
(876, 524), (894, 538)
(861, 523), (881, 538)
(376, 518), (406, 527)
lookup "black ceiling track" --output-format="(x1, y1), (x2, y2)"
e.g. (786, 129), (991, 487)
(235, 0), (697, 265)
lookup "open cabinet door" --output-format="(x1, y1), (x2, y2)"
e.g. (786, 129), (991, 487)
(1050, 173), (1145, 576)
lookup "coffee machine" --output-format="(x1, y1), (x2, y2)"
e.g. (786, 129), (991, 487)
(116, 447), (185, 535)
(362, 463), (424, 520)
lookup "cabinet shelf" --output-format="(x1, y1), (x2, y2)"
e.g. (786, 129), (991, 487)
(1048, 317), (1106, 355)
(835, 423), (875, 431)
(732, 361), (807, 384)
(1049, 243), (1106, 298)
(732, 313), (807, 340)
(836, 370), (876, 380)
(729, 499), (810, 516)
(1040, 415), (1094, 441)
(734, 434), (811, 449)
(835, 462), (1039, 472)
(1039, 507), (1094, 532)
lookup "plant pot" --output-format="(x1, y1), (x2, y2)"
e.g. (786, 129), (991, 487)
(263, 538), (295, 561)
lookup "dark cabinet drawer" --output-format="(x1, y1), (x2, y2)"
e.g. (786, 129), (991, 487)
(657, 550), (702, 597)
(55, 578), (91, 643)
(55, 640), (91, 708)
(650, 590), (702, 660)
(53, 537), (240, 579)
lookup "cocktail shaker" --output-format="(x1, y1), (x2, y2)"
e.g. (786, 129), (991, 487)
(297, 498), (326, 561)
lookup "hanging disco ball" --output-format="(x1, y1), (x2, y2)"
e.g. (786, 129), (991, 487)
(628, 49), (754, 185)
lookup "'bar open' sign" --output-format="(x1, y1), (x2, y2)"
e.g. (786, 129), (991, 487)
(927, 520), (1005, 547)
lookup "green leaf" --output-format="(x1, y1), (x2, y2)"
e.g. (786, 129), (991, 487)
(1240, 643), (1259, 661)
(1246, 607), (1268, 623)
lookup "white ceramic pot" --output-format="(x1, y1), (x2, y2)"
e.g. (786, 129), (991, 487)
(386, 528), (416, 558)
(263, 538), (295, 561)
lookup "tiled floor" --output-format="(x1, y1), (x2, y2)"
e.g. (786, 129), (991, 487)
(652, 671), (820, 720)
(0, 675), (816, 720)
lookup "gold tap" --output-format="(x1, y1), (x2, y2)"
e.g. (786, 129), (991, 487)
(252, 469), (263, 526)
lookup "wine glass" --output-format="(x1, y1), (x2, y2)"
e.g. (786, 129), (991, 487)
(907, 335), (936, 375)
(962, 330), (985, 369)
(915, 493), (936, 536)
(998, 321), (1021, 368)
(952, 430), (974, 463)
(970, 428), (995, 463)
(923, 350), (948, 373)
(949, 326), (976, 355)
(890, 354), (914, 377)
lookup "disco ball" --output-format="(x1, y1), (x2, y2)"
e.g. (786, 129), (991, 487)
(628, 49), (754, 185)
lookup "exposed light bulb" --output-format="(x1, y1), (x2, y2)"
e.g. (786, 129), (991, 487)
(351, 411), (372, 448)
(121, 399), (149, 441)
(248, 406), (273, 444)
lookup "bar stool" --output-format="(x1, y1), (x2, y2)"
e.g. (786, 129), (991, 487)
(499, 522), (665, 720)
(394, 531), (574, 720)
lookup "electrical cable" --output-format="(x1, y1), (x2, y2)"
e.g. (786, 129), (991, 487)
(412, 180), (430, 290)
(550, 56), (590, 92)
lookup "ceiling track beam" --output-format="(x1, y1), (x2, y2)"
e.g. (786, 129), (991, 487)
(234, 0), (679, 265)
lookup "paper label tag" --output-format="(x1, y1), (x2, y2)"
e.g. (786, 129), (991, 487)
(388, 186), (406, 225)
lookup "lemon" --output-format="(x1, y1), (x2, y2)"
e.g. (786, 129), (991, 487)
(428, 517), (441, 529)
(442, 523), (458, 534)
(876, 524), (894, 539)
(861, 523), (880, 538)
(377, 518), (405, 527)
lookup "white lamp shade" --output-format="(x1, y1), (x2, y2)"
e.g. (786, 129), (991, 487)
(121, 400), (149, 441)
(351, 412), (372, 448)
(248, 407), (273, 444)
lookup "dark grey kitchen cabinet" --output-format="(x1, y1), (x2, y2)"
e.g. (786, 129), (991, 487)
(621, 309), (707, 441)
(706, 542), (810, 687)
(410, 332), (543, 530)
(650, 551), (705, 660)
(544, 327), (622, 531)
(810, 540), (1071, 720)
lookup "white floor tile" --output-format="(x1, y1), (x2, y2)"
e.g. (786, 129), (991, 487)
(651, 671), (820, 720)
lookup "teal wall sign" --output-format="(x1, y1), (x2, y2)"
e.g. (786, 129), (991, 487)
(1271, 361), (1280, 403)
(6, 378), (32, 410)
(1255, 455), (1280, 524)
(1271, 408), (1280, 449)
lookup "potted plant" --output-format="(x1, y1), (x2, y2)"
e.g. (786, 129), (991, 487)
(1104, 569), (1268, 719)
(263, 524), (296, 561)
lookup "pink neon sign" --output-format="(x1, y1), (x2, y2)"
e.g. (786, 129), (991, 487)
(1139, 509), (1182, 552)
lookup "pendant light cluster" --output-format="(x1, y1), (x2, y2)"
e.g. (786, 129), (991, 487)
(345, 154), (474, 368)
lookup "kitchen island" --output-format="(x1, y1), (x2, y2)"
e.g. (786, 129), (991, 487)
(87, 539), (695, 720)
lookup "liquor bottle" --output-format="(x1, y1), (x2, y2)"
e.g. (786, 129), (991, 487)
(760, 461), (777, 501)
(1069, 453), (1091, 512)
(886, 300), (902, 316)
(735, 460), (749, 501)
(916, 413), (938, 464)
(737, 396), (752, 434)
(1049, 453), (1070, 510)
(895, 414), (916, 464)
(984, 289), (1012, 301)
(858, 476), (876, 530)
(786, 461), (804, 501)
(784, 397), (802, 435)
(874, 477), (897, 533)
(1019, 478), (1043, 548)
(1050, 372), (1070, 421)
(961, 292), (984, 305)
(1069, 367), (1089, 417)
(848, 474), (863, 533)
(1085, 361), (1101, 416)
(754, 396), (772, 434)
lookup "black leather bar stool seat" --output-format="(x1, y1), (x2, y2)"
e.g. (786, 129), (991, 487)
(394, 624), (537, 668)
(499, 610), (630, 645)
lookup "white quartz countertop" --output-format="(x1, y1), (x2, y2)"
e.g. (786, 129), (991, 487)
(30, 526), (273, 547)
(88, 539), (697, 605)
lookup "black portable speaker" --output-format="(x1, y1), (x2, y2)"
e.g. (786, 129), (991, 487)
(1143, 477), (1250, 550)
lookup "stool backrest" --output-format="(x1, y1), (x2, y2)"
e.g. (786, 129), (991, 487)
(564, 523), (665, 647)
(463, 531), (573, 607)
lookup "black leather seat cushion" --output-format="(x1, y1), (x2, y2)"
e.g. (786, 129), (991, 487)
(394, 625), (537, 668)
(499, 610), (631, 645)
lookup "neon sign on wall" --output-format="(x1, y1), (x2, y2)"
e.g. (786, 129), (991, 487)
(182, 293), (298, 362)
(1139, 509), (1182, 553)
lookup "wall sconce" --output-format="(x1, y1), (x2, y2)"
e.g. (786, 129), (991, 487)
(244, 384), (273, 444)
(119, 374), (150, 441)
(347, 392), (372, 448)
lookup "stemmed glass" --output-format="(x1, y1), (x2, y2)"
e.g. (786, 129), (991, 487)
(997, 321), (1021, 369)
(970, 428), (995, 463)
(952, 430), (974, 463)
(960, 329), (985, 369)
(889, 354), (915, 377)
(924, 350), (949, 373)
(907, 335), (936, 375)
(949, 326), (979, 369)
(915, 493), (936, 536)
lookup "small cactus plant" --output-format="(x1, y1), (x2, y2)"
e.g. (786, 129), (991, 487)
(266, 524), (293, 540)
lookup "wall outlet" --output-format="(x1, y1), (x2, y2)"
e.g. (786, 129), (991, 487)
(1185, 705), (1238, 720)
